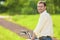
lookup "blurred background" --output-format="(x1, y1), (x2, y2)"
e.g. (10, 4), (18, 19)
(0, 0), (60, 15)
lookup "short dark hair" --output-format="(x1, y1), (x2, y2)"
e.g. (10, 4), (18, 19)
(38, 1), (46, 6)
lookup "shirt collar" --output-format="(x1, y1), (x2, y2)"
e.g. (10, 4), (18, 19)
(40, 10), (47, 15)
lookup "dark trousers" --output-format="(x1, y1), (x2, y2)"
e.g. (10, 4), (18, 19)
(39, 36), (52, 40)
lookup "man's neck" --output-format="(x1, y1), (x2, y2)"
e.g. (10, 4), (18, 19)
(40, 10), (47, 14)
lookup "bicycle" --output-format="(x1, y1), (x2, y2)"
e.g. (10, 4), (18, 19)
(20, 30), (53, 40)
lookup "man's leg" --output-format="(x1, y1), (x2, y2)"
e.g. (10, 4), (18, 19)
(39, 36), (52, 40)
(46, 36), (52, 40)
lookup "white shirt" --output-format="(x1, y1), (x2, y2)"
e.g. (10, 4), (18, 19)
(33, 10), (53, 38)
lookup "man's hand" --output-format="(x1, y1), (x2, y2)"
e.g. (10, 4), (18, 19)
(31, 37), (35, 40)
(31, 33), (36, 40)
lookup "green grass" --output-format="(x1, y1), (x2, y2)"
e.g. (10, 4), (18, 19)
(52, 15), (60, 38)
(10, 15), (40, 30)
(0, 26), (25, 40)
(1, 14), (60, 40)
(9, 14), (60, 38)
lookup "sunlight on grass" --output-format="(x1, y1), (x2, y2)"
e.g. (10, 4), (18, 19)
(11, 15), (40, 30)
(52, 15), (60, 38)
(0, 26), (25, 40)
(9, 14), (60, 38)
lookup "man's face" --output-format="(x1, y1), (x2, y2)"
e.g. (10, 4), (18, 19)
(37, 3), (46, 13)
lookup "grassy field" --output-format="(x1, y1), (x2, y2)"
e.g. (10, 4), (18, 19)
(11, 15), (40, 30)
(0, 14), (60, 40)
(0, 26), (25, 40)
(10, 14), (60, 38)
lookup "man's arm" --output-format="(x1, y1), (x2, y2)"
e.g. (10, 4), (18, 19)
(32, 14), (47, 39)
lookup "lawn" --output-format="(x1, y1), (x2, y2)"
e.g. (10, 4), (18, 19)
(11, 14), (40, 30)
(10, 14), (60, 38)
(0, 26), (25, 40)
(0, 14), (60, 40)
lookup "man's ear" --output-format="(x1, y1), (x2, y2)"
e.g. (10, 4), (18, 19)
(45, 6), (46, 10)
(45, 6), (46, 9)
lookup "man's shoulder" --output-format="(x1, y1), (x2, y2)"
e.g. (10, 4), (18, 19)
(43, 12), (51, 18)
(45, 12), (50, 16)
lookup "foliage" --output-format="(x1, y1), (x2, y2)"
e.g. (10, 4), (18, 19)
(0, 0), (60, 15)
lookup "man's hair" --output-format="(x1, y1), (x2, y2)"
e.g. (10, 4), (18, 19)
(38, 1), (46, 6)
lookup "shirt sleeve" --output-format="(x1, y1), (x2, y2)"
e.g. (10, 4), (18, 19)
(33, 14), (48, 36)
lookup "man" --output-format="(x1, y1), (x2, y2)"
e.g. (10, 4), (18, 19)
(27, 1), (53, 40)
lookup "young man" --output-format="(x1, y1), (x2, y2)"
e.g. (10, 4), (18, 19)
(27, 1), (53, 40)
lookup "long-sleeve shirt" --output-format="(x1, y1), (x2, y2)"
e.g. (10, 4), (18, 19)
(33, 10), (53, 38)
